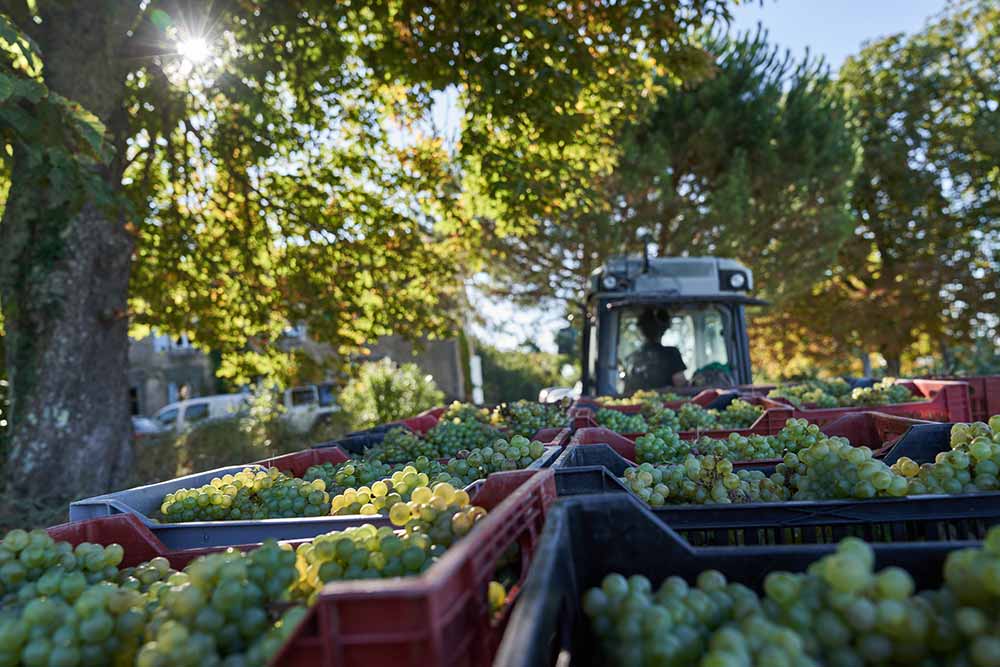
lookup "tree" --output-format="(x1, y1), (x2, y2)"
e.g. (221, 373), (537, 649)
(483, 28), (856, 314)
(477, 342), (570, 404)
(776, 1), (1000, 375)
(339, 359), (444, 430)
(0, 1), (727, 497)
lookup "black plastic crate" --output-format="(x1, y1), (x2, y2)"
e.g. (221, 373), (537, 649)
(656, 492), (1000, 546)
(879, 422), (952, 465)
(494, 494), (975, 667)
(553, 444), (1000, 547)
(313, 430), (389, 454)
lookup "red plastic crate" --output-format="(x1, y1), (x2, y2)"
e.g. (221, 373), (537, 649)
(570, 396), (793, 434)
(568, 412), (931, 469)
(772, 379), (973, 425)
(48, 469), (557, 667)
(398, 406), (447, 434)
(911, 375), (999, 423)
(273, 468), (555, 667)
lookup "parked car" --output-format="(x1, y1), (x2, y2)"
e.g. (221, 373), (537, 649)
(152, 394), (249, 433)
(131, 416), (166, 443)
(282, 384), (341, 434)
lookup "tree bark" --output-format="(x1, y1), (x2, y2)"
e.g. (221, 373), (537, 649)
(882, 350), (902, 377)
(0, 3), (138, 498)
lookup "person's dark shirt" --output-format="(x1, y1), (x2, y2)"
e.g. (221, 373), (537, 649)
(625, 343), (687, 393)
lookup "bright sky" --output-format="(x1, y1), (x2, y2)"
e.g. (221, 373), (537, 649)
(472, 0), (951, 353)
(729, 0), (949, 70)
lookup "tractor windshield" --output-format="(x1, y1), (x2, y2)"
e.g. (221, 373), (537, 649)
(616, 304), (732, 394)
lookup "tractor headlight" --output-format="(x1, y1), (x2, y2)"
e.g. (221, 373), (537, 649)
(602, 275), (619, 290)
(729, 273), (746, 289)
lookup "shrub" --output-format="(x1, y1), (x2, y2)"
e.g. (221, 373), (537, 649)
(339, 359), (444, 430)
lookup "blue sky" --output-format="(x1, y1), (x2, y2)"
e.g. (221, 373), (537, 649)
(729, 0), (949, 70)
(473, 0), (951, 352)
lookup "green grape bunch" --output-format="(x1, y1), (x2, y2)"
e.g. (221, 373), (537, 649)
(623, 456), (788, 506)
(712, 399), (765, 429)
(425, 418), (503, 457)
(773, 436), (909, 500)
(446, 435), (547, 482)
(584, 526), (1000, 667)
(366, 427), (440, 462)
(769, 377), (914, 409)
(892, 415), (1000, 495)
(583, 569), (816, 667)
(849, 378), (916, 406)
(595, 409), (648, 434)
(677, 402), (717, 431)
(135, 540), (300, 666)
(634, 419), (820, 466)
(159, 467), (331, 522)
(491, 400), (566, 439)
(439, 400), (492, 424)
(295, 482), (485, 602)
(634, 428), (690, 464)
(302, 458), (394, 493)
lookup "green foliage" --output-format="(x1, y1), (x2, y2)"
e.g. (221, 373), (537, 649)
(482, 27), (855, 308)
(765, 1), (1000, 374)
(477, 342), (571, 404)
(339, 359), (444, 430)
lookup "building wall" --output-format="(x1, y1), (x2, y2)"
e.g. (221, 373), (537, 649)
(127, 335), (216, 416)
(367, 336), (467, 402)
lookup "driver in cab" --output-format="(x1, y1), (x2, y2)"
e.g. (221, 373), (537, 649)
(624, 308), (688, 393)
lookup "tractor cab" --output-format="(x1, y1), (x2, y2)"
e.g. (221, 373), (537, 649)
(580, 256), (765, 397)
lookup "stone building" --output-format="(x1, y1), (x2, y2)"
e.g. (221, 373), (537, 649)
(127, 334), (216, 416)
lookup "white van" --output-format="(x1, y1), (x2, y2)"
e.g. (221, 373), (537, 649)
(282, 383), (340, 434)
(153, 394), (249, 432)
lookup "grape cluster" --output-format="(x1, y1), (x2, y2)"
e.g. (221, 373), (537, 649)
(634, 428), (690, 464)
(583, 569), (816, 667)
(849, 378), (915, 406)
(0, 529), (302, 667)
(623, 456), (788, 506)
(159, 467), (331, 522)
(0, 488), (495, 667)
(714, 399), (765, 429)
(294, 482), (485, 602)
(644, 407), (680, 430)
(446, 436), (547, 482)
(677, 402), (717, 431)
(601, 389), (682, 407)
(329, 465), (440, 516)
(586, 527), (1000, 666)
(770, 377), (913, 409)
(425, 419), (502, 457)
(491, 400), (566, 438)
(136, 540), (301, 666)
(635, 419), (821, 465)
(769, 378), (849, 408)
(595, 409), (648, 434)
(302, 458), (394, 493)
(774, 436), (909, 500)
(892, 416), (1000, 495)
(0, 530), (136, 667)
(438, 401), (492, 425)
(117, 556), (176, 593)
(367, 427), (440, 462)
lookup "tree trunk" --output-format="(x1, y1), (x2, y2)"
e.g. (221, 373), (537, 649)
(0, 4), (136, 498)
(882, 351), (902, 377)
